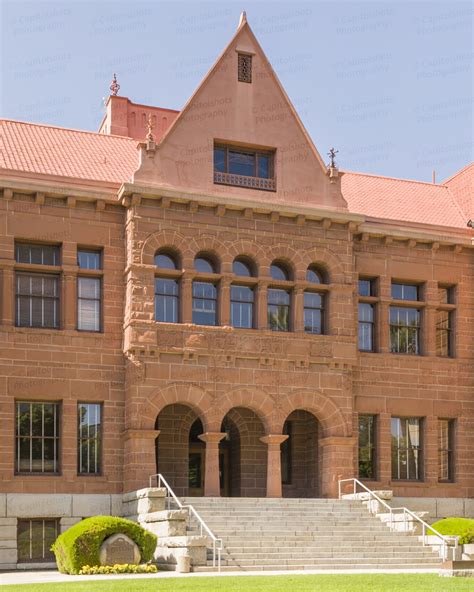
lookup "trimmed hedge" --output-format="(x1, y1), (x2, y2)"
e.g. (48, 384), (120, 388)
(51, 516), (157, 574)
(430, 518), (474, 545)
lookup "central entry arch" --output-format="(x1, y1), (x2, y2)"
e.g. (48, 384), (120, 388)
(219, 407), (267, 497)
(281, 410), (319, 498)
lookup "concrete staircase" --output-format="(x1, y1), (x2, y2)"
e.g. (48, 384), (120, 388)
(181, 497), (441, 572)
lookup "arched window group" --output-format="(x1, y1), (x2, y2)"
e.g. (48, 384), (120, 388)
(154, 250), (328, 334)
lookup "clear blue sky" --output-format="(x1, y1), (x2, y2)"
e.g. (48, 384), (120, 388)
(1, 1), (472, 182)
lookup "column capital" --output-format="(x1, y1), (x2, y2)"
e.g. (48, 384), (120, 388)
(122, 428), (160, 441)
(260, 434), (289, 447)
(198, 432), (227, 444)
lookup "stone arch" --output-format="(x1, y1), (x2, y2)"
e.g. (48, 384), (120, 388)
(260, 243), (307, 280)
(210, 387), (275, 433)
(136, 382), (214, 431)
(186, 235), (229, 272)
(277, 389), (349, 437)
(226, 239), (268, 275)
(141, 229), (189, 266)
(302, 247), (347, 284)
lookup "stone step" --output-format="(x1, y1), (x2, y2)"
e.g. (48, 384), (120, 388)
(218, 551), (438, 560)
(215, 556), (441, 566)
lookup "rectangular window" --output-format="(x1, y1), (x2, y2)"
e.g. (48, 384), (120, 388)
(78, 403), (102, 475)
(438, 419), (454, 482)
(358, 278), (375, 297)
(281, 421), (292, 485)
(304, 292), (324, 334)
(77, 277), (101, 331)
(391, 417), (423, 480)
(391, 283), (419, 301)
(155, 278), (179, 323)
(436, 309), (453, 357)
(390, 306), (420, 354)
(359, 415), (376, 479)
(358, 303), (374, 351)
(16, 402), (60, 474)
(192, 282), (217, 326)
(16, 243), (60, 266)
(268, 288), (290, 332)
(214, 144), (276, 191)
(438, 286), (454, 305)
(231, 285), (254, 328)
(17, 519), (59, 563)
(16, 273), (60, 328)
(77, 250), (101, 270)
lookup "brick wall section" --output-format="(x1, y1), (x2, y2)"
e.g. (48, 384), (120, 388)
(0, 195), (125, 494)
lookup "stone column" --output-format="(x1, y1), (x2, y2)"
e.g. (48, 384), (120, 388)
(181, 276), (193, 323)
(63, 271), (76, 330)
(260, 434), (289, 498)
(319, 436), (356, 498)
(257, 282), (268, 329)
(198, 432), (227, 496)
(294, 286), (305, 332)
(1, 265), (14, 326)
(219, 279), (231, 326)
(123, 429), (160, 493)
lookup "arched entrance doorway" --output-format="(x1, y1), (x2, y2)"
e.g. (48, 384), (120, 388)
(219, 407), (267, 497)
(281, 410), (319, 498)
(155, 403), (203, 497)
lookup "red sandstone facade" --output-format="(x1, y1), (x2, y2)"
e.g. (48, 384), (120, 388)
(0, 15), (473, 565)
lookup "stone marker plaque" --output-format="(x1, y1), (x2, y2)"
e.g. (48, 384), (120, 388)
(99, 533), (141, 566)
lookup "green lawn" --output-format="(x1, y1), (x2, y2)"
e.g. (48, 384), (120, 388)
(0, 575), (472, 592)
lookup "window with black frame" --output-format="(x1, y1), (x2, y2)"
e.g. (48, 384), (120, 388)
(16, 401), (60, 474)
(15, 243), (61, 329)
(154, 252), (180, 323)
(268, 289), (290, 332)
(391, 417), (423, 480)
(390, 282), (421, 354)
(17, 519), (59, 563)
(358, 415), (376, 479)
(78, 403), (102, 475)
(214, 143), (276, 191)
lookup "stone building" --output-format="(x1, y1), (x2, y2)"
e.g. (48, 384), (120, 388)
(0, 13), (472, 568)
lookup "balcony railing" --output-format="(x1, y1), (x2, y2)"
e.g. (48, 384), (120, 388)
(214, 171), (276, 192)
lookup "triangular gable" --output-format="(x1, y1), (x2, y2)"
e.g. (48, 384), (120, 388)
(133, 14), (347, 210)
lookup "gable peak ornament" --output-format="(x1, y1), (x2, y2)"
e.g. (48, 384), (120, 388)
(239, 11), (247, 27)
(110, 73), (120, 96)
(327, 147), (339, 182)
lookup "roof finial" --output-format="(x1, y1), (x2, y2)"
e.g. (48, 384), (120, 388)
(110, 73), (120, 96)
(327, 147), (339, 169)
(239, 11), (247, 27)
(146, 114), (154, 143)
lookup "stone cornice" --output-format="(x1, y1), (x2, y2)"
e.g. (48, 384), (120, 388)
(118, 182), (364, 227)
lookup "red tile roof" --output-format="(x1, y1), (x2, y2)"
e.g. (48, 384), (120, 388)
(341, 170), (469, 230)
(0, 119), (137, 185)
(0, 118), (471, 231)
(443, 163), (473, 222)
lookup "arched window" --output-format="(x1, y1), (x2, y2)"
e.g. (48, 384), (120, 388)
(304, 265), (326, 334)
(194, 255), (217, 274)
(233, 257), (254, 277)
(270, 261), (290, 281)
(154, 251), (180, 323)
(155, 252), (178, 270)
(193, 254), (218, 326)
(306, 265), (325, 284)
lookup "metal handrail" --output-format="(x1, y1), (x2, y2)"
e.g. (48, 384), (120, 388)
(149, 473), (222, 571)
(338, 478), (458, 562)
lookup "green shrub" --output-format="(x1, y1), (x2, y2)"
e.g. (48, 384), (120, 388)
(51, 516), (157, 574)
(430, 518), (474, 545)
(79, 563), (158, 575)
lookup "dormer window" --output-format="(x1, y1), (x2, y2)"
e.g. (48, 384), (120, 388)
(214, 143), (276, 191)
(238, 53), (252, 83)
